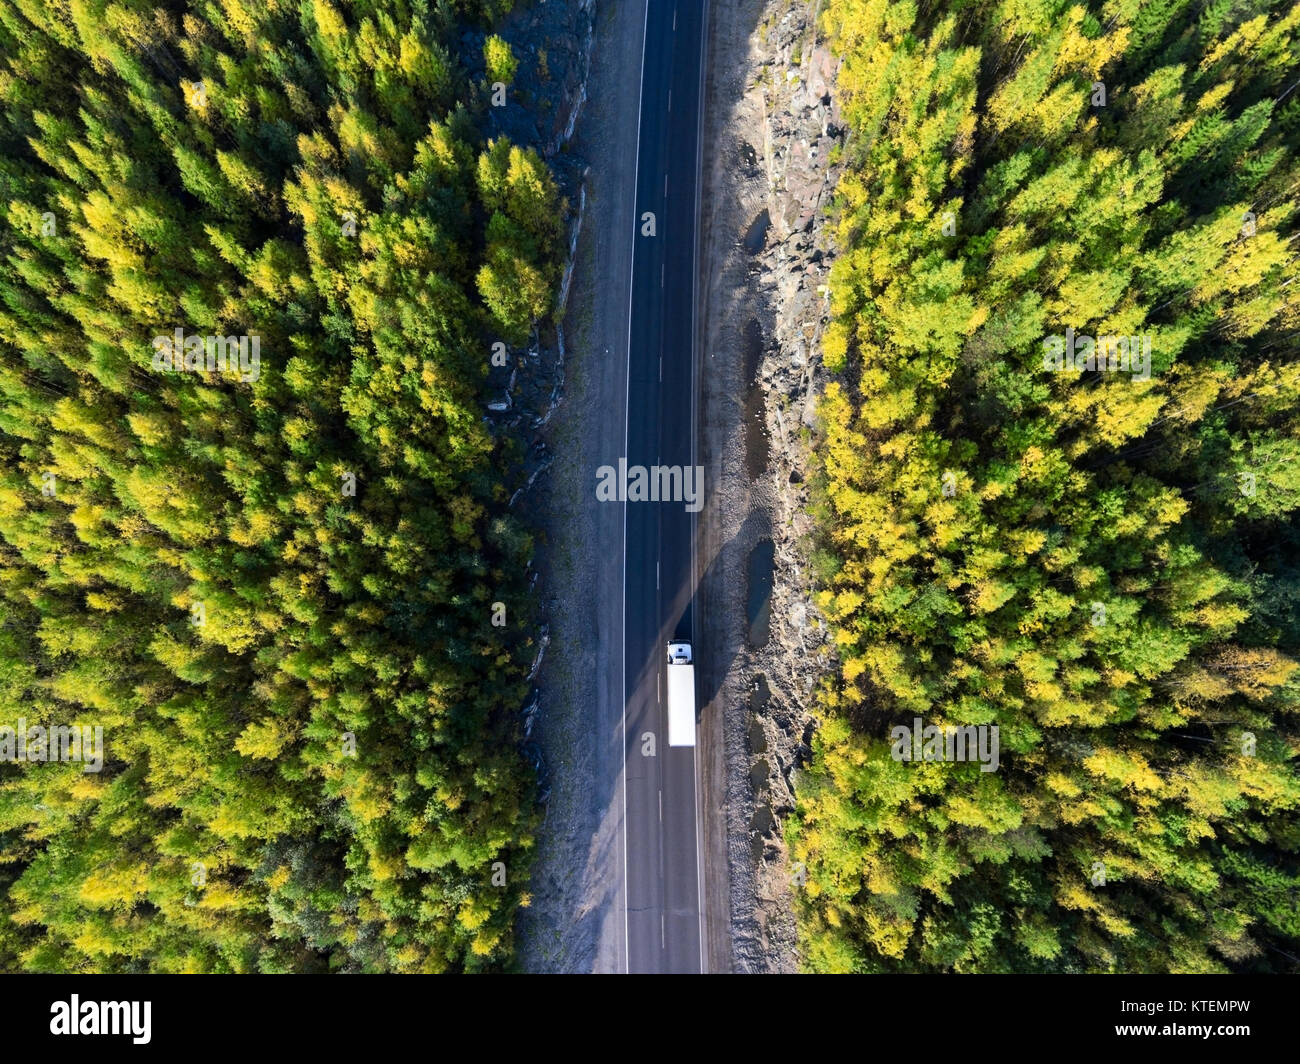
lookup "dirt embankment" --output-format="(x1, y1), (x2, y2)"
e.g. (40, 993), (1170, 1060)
(696, 0), (842, 973)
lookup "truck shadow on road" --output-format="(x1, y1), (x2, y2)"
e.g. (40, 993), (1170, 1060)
(638, 502), (773, 727)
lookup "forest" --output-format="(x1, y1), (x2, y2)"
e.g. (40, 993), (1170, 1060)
(0, 0), (561, 971)
(792, 0), (1300, 972)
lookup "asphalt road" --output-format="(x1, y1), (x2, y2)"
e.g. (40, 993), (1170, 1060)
(623, 0), (707, 974)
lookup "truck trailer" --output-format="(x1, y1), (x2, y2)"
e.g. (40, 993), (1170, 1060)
(666, 641), (696, 747)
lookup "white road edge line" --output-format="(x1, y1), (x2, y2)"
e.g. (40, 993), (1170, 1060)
(691, 0), (710, 977)
(622, 0), (651, 977)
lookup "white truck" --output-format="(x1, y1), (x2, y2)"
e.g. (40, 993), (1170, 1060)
(666, 641), (696, 747)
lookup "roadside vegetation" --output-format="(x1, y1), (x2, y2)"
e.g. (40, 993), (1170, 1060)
(793, 0), (1300, 972)
(0, 0), (561, 972)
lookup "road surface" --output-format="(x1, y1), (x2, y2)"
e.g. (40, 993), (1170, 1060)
(622, 0), (708, 974)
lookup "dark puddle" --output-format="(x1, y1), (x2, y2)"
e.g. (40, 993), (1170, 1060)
(746, 538), (775, 647)
(743, 208), (770, 254)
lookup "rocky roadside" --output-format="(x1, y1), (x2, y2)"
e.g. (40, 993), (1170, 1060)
(697, 0), (842, 973)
